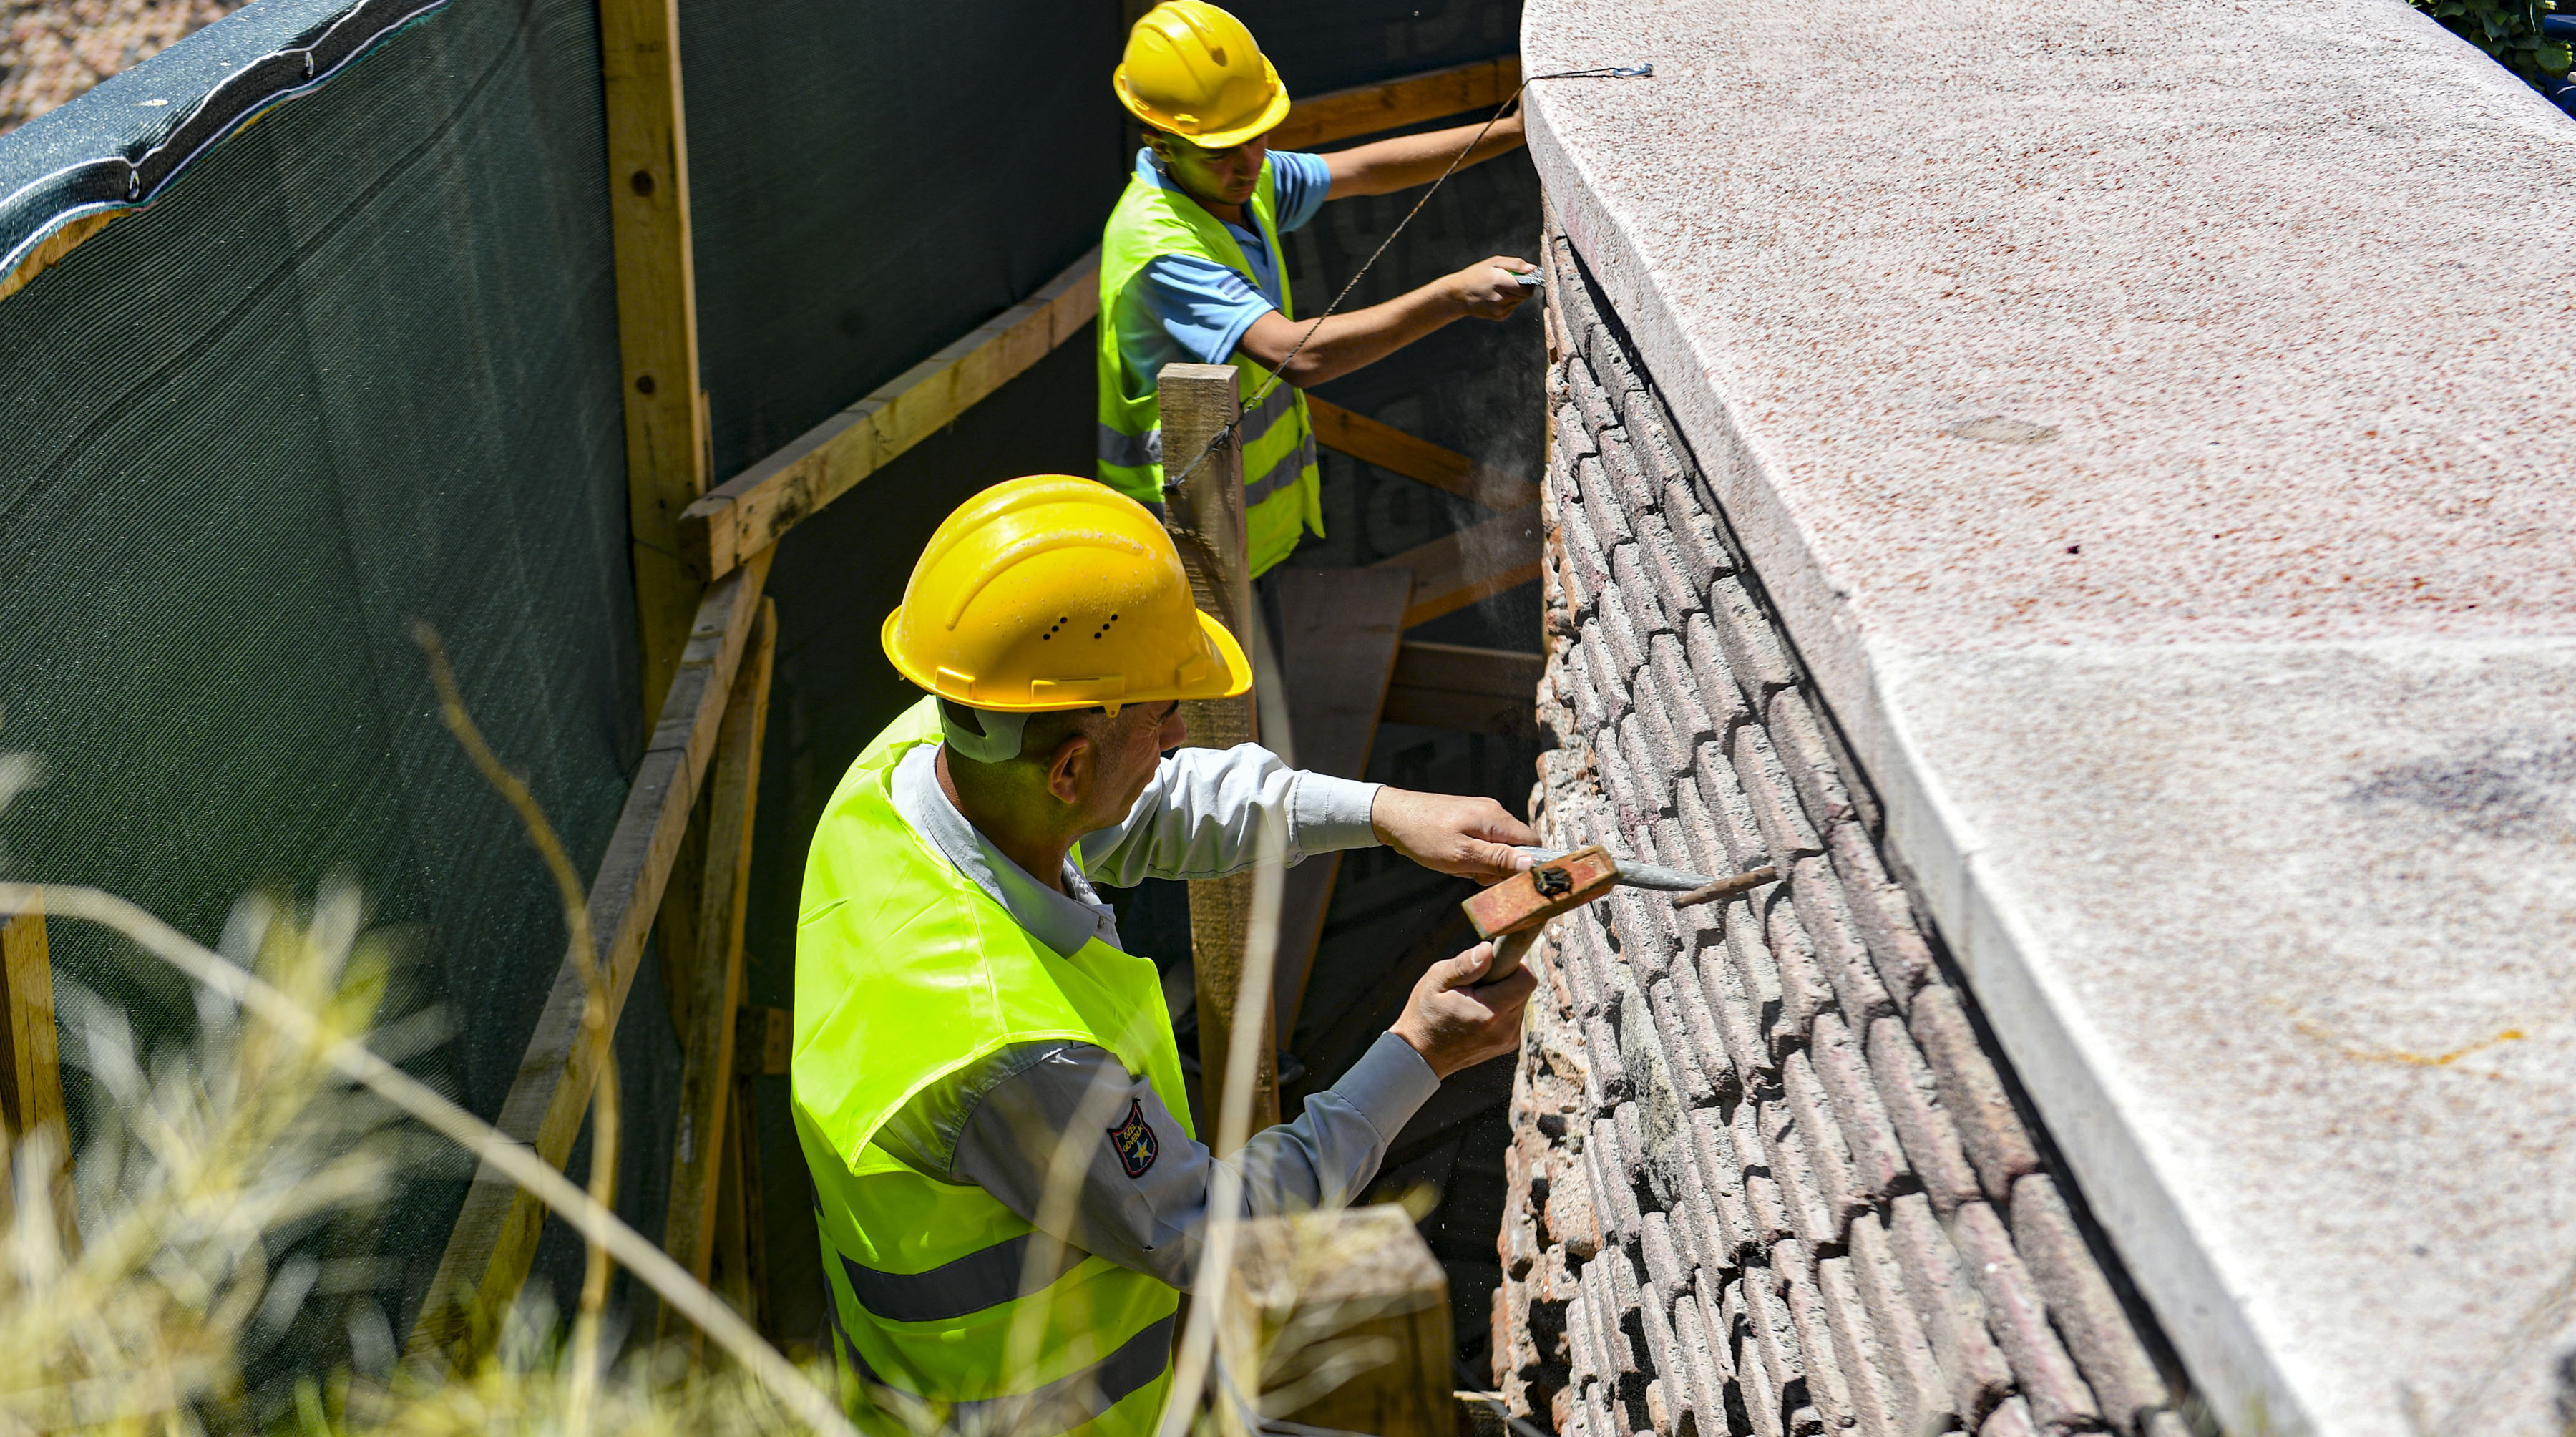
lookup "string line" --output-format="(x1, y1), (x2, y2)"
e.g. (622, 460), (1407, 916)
(1160, 62), (1652, 495)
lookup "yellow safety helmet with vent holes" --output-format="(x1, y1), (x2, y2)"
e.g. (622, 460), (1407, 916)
(882, 475), (1253, 715)
(1114, 0), (1290, 150)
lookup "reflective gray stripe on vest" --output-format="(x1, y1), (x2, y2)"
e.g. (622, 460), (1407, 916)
(1237, 382), (1298, 449)
(1244, 431), (1317, 509)
(1097, 422), (1162, 469)
(841, 1232), (1090, 1323)
(891, 1311), (1176, 1431)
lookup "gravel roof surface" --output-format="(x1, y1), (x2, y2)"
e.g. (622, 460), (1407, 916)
(1, 0), (246, 133)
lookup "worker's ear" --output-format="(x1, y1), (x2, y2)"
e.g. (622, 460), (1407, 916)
(1043, 734), (1093, 807)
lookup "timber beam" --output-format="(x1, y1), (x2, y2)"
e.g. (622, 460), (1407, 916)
(1381, 640), (1544, 738)
(1371, 508), (1543, 629)
(411, 555), (772, 1359)
(1305, 396), (1537, 512)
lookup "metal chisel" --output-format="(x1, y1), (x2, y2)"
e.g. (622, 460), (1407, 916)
(1462, 844), (1780, 982)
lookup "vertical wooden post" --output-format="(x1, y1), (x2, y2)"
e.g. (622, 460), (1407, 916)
(0, 893), (75, 1255)
(658, 597), (776, 1345)
(1158, 361), (1277, 1136)
(1221, 1205), (1453, 1437)
(599, 0), (710, 715)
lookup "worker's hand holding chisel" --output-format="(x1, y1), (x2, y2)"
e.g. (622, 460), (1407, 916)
(1390, 940), (1538, 1078)
(1369, 787), (1538, 884)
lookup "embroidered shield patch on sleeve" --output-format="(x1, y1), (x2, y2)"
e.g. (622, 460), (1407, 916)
(1108, 1099), (1158, 1179)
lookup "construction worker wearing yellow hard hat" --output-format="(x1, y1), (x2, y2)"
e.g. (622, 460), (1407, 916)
(793, 476), (1540, 1435)
(1098, 0), (1536, 578)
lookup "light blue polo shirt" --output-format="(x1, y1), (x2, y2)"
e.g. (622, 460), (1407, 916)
(1114, 147), (1333, 379)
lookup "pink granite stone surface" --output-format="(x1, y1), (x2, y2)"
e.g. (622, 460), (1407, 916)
(1522, 1), (2576, 1433)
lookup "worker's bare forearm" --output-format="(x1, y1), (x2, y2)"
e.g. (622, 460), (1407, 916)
(1322, 114), (1526, 199)
(1235, 287), (1462, 387)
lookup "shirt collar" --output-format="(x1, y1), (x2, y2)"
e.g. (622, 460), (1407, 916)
(891, 744), (1123, 959)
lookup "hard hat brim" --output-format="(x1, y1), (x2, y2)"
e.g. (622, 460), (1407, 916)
(880, 605), (1254, 713)
(1113, 57), (1292, 152)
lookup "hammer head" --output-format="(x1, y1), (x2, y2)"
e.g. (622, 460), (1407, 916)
(1462, 844), (1621, 942)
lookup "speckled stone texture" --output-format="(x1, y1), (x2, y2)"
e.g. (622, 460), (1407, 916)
(1517, 3), (2576, 1433)
(1494, 228), (2189, 1437)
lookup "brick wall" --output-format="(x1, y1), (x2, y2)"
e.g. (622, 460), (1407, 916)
(1491, 221), (2195, 1437)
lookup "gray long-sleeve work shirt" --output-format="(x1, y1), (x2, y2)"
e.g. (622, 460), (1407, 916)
(874, 741), (1441, 1289)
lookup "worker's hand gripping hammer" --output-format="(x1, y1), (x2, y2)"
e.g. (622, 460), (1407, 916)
(1460, 844), (1780, 981)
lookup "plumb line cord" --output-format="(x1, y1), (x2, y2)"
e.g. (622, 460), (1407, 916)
(1159, 62), (1652, 495)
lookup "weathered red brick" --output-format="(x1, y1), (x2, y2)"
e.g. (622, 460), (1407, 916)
(1554, 400), (1599, 460)
(1577, 452), (1636, 549)
(1608, 541), (1662, 631)
(1865, 1015), (1986, 1212)
(1736, 1104), (1796, 1250)
(1549, 1179), (1604, 1264)
(1752, 1091), (1840, 1252)
(1682, 612), (1757, 734)
(1845, 1214), (1957, 1437)
(1662, 481), (1735, 585)
(1666, 961), (1746, 1099)
(1684, 1108), (1759, 1268)
(1745, 1251), (1813, 1436)
(1734, 721), (1826, 859)
(1599, 584), (1654, 681)
(1687, 754), (1772, 869)
(1823, 819), (1936, 1005)
(1591, 1114), (1646, 1245)
(1614, 716), (1675, 819)
(1886, 1194), (2014, 1426)
(1670, 1284), (1732, 1437)
(1631, 509), (1710, 625)
(1951, 1199), (2102, 1431)
(1908, 985), (2041, 1203)
(1786, 857), (1898, 1022)
(1708, 575), (1800, 696)
(1781, 1048), (1868, 1238)
(1763, 688), (1860, 831)
(2009, 1174), (2170, 1436)
(1813, 1254), (1907, 1437)
(1643, 978), (1717, 1109)
(1806, 1012), (1913, 1202)
(1727, 1276), (1788, 1437)
(1633, 688), (1696, 784)
(1586, 1013), (1631, 1107)
(1647, 632), (1721, 749)
(1979, 1395), (2040, 1437)
(1780, 1257), (1860, 1436)
(1612, 885), (1679, 966)
(1696, 934), (1776, 1086)
(1761, 897), (1840, 1044)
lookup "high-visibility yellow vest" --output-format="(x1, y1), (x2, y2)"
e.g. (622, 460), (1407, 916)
(1097, 154), (1324, 578)
(792, 697), (1194, 1437)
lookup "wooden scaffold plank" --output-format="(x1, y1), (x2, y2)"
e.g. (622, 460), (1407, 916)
(657, 595), (776, 1345)
(411, 555), (772, 1358)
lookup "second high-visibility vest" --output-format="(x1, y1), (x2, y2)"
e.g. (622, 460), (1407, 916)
(1097, 155), (1324, 578)
(792, 697), (1193, 1437)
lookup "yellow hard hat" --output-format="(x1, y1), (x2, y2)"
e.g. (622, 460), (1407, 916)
(882, 476), (1254, 716)
(1114, 0), (1291, 150)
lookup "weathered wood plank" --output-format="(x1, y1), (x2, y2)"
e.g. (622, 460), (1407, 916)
(600, 0), (711, 717)
(658, 597), (776, 1344)
(0, 894), (74, 1253)
(1372, 508), (1545, 629)
(678, 252), (1100, 580)
(1220, 1206), (1453, 1437)
(411, 553), (772, 1358)
(1306, 396), (1538, 512)
(1161, 362), (1278, 1139)
(1381, 640), (1545, 738)
(1271, 568), (1413, 1044)
(1265, 56), (1523, 151)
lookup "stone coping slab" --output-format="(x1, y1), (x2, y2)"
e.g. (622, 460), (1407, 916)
(1521, 1), (2576, 1433)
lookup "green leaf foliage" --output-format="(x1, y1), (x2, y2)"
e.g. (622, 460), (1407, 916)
(2414, 0), (2574, 87)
